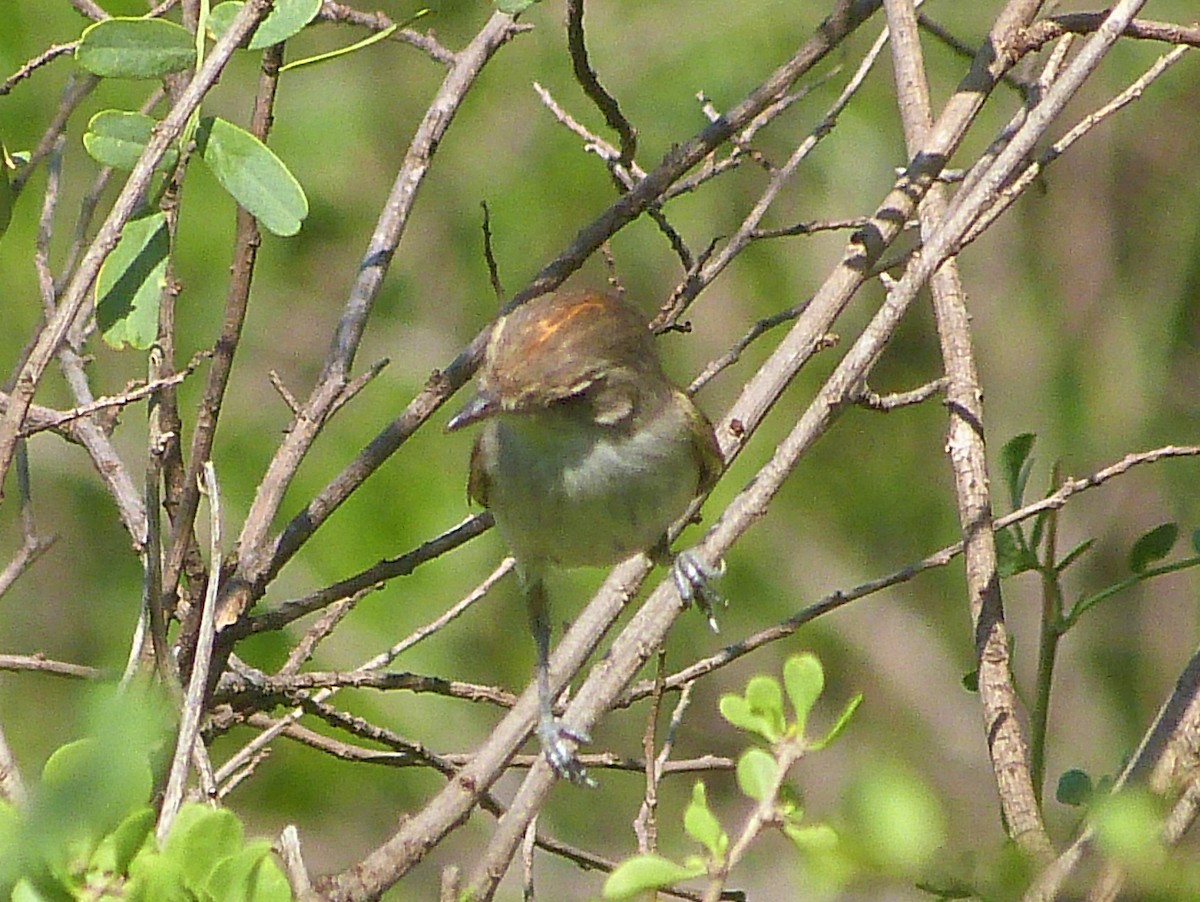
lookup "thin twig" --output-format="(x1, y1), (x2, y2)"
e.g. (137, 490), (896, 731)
(885, 0), (1049, 853)
(1016, 13), (1200, 55)
(0, 655), (104, 679)
(480, 200), (505, 304)
(654, 11), (897, 330)
(565, 0), (636, 167)
(0, 43), (76, 97)
(14, 357), (206, 437)
(237, 514), (496, 636)
(852, 376), (948, 411)
(158, 462), (223, 843)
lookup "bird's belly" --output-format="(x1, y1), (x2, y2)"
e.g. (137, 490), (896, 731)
(488, 419), (697, 569)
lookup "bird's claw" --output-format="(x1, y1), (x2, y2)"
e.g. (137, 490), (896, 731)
(672, 549), (726, 633)
(538, 718), (596, 787)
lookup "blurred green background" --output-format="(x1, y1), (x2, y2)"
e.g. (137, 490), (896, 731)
(1, 1), (1198, 898)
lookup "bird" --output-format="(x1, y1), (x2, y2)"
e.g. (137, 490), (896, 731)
(447, 288), (723, 784)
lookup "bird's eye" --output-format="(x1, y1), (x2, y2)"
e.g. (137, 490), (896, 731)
(586, 379), (635, 426)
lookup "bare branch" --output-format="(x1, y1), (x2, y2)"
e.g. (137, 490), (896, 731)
(158, 462), (224, 843)
(0, 654), (104, 680)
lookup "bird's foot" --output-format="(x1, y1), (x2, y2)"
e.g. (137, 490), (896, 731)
(537, 717), (596, 787)
(672, 548), (726, 633)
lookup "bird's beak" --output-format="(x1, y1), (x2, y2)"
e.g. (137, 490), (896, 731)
(446, 390), (500, 432)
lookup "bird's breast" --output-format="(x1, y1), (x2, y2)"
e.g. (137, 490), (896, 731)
(479, 405), (699, 569)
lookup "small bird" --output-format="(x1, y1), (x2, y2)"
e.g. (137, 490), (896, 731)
(447, 289), (723, 784)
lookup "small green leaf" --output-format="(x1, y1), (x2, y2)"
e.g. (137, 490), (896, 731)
(496, 0), (540, 13)
(961, 668), (978, 693)
(776, 781), (803, 819)
(999, 433), (1036, 509)
(736, 748), (779, 802)
(783, 653), (824, 736)
(84, 111), (179, 172)
(206, 841), (292, 902)
(744, 675), (785, 741)
(1055, 537), (1096, 574)
(76, 18), (196, 79)
(718, 694), (775, 742)
(208, 0), (321, 50)
(995, 526), (1036, 577)
(89, 807), (155, 875)
(783, 821), (838, 854)
(38, 736), (154, 857)
(161, 803), (244, 892)
(127, 846), (189, 902)
(813, 692), (862, 750)
(602, 854), (702, 900)
(683, 782), (727, 861)
(1128, 523), (1178, 573)
(195, 116), (307, 236)
(96, 212), (168, 350)
(1055, 769), (1094, 807)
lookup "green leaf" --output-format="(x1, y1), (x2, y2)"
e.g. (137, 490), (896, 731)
(89, 807), (155, 875)
(846, 765), (946, 875)
(161, 804), (244, 892)
(718, 694), (775, 743)
(813, 692), (862, 750)
(127, 846), (191, 902)
(1055, 768), (1094, 807)
(208, 0), (321, 50)
(1128, 523), (1178, 573)
(1056, 537), (1096, 574)
(1000, 433), (1036, 510)
(76, 18), (196, 79)
(683, 782), (727, 861)
(783, 653), (824, 736)
(602, 854), (702, 900)
(736, 748), (778, 802)
(995, 526), (1036, 577)
(961, 668), (978, 693)
(195, 116), (308, 237)
(206, 841), (292, 902)
(782, 822), (838, 854)
(776, 781), (803, 819)
(83, 111), (179, 172)
(36, 736), (154, 864)
(96, 212), (168, 350)
(744, 675), (785, 741)
(1091, 790), (1166, 868)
